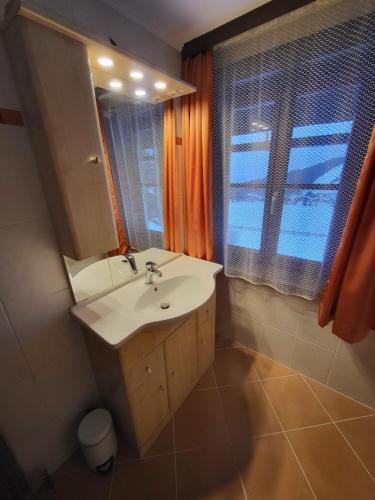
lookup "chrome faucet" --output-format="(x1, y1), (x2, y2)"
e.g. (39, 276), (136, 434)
(122, 253), (138, 274)
(145, 261), (162, 285)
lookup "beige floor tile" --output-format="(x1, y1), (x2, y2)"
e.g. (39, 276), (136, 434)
(251, 351), (296, 380)
(288, 424), (375, 500)
(240, 433), (314, 500)
(220, 381), (282, 461)
(111, 454), (176, 500)
(214, 347), (258, 386)
(176, 443), (245, 500)
(337, 415), (375, 477)
(263, 375), (330, 430)
(145, 419), (174, 457)
(194, 366), (216, 390)
(304, 377), (374, 421)
(174, 388), (228, 451)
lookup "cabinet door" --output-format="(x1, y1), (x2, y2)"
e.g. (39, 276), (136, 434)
(129, 345), (169, 446)
(164, 315), (198, 410)
(197, 313), (215, 376)
(4, 17), (118, 259)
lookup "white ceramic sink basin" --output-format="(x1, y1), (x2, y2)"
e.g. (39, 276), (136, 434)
(71, 253), (223, 348)
(134, 275), (203, 314)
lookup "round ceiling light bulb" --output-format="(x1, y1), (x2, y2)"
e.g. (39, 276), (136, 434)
(110, 80), (123, 89)
(154, 81), (167, 90)
(130, 70), (144, 80)
(97, 57), (114, 67)
(135, 89), (146, 97)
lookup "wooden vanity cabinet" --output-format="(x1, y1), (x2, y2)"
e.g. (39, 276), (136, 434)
(3, 17), (118, 259)
(164, 314), (198, 410)
(85, 293), (216, 457)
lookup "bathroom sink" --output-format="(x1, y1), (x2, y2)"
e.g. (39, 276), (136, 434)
(71, 253), (222, 348)
(135, 275), (204, 314)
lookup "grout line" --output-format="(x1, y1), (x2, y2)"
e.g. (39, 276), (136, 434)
(257, 376), (318, 500)
(211, 364), (249, 500)
(325, 339), (340, 385)
(257, 374), (298, 382)
(303, 374), (375, 412)
(302, 376), (375, 484)
(334, 413), (375, 424)
(285, 421), (333, 434)
(172, 417), (178, 500)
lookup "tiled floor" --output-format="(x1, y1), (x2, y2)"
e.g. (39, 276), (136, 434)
(36, 336), (375, 499)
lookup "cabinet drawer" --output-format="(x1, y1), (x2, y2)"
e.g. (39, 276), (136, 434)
(197, 293), (216, 327)
(128, 345), (169, 446)
(125, 343), (165, 395)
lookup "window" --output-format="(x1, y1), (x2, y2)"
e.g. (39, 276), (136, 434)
(102, 101), (164, 250)
(214, 4), (375, 298)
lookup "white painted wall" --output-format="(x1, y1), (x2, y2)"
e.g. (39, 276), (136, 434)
(216, 274), (375, 407)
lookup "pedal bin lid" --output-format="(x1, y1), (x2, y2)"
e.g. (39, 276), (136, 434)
(78, 408), (113, 447)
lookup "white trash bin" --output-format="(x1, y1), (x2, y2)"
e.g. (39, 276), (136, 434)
(78, 408), (117, 473)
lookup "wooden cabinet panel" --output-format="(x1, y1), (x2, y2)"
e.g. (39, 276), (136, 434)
(197, 293), (216, 327)
(123, 342), (167, 396)
(197, 313), (215, 376)
(4, 17), (118, 259)
(164, 315), (198, 410)
(119, 317), (187, 375)
(128, 345), (169, 446)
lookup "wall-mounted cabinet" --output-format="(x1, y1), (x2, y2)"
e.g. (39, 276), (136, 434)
(3, 16), (119, 259)
(85, 293), (217, 457)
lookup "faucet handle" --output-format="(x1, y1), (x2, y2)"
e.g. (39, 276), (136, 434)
(145, 261), (158, 271)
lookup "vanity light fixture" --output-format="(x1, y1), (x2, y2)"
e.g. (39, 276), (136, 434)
(130, 70), (144, 80)
(110, 80), (123, 89)
(154, 81), (167, 90)
(97, 57), (114, 67)
(135, 89), (146, 97)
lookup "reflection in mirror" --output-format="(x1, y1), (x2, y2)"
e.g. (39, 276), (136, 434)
(63, 91), (170, 303)
(99, 90), (164, 250)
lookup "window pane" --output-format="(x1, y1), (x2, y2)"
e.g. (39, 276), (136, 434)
(230, 149), (270, 183)
(277, 189), (337, 262)
(142, 186), (163, 232)
(228, 188), (265, 250)
(286, 143), (350, 184)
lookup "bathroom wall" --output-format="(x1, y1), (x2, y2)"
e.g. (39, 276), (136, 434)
(0, 31), (100, 489)
(0, 0), (182, 488)
(25, 0), (181, 77)
(216, 273), (375, 407)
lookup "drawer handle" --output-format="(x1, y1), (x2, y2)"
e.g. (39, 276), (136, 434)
(200, 339), (206, 345)
(172, 371), (176, 377)
(160, 385), (165, 391)
(145, 366), (152, 374)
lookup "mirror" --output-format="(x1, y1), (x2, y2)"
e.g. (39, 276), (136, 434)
(64, 90), (174, 303)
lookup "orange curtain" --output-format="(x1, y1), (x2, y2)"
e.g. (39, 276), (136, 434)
(182, 49), (214, 261)
(318, 126), (375, 343)
(97, 101), (129, 256)
(163, 100), (184, 253)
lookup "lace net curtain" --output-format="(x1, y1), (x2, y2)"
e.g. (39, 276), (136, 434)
(213, 0), (375, 299)
(102, 99), (164, 251)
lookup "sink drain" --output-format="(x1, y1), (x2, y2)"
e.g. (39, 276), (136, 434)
(160, 302), (170, 310)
